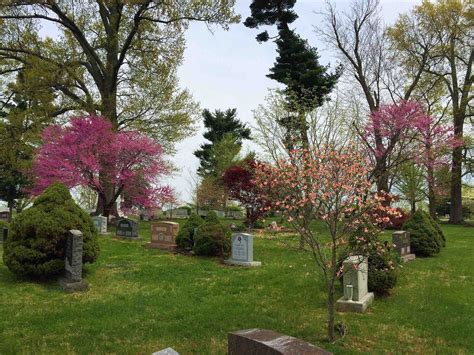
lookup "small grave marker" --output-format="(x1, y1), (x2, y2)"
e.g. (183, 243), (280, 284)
(145, 221), (179, 250)
(228, 329), (332, 354)
(116, 218), (139, 239)
(59, 230), (89, 292)
(392, 230), (416, 262)
(336, 255), (374, 313)
(225, 233), (261, 267)
(92, 216), (108, 235)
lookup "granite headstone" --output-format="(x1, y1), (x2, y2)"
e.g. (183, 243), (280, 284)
(116, 218), (139, 238)
(225, 233), (261, 267)
(59, 230), (89, 292)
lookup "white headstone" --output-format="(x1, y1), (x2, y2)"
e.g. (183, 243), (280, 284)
(225, 233), (261, 267)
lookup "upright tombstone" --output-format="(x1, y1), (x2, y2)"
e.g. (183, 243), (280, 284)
(116, 218), (139, 239)
(92, 216), (108, 235)
(336, 255), (374, 313)
(59, 230), (89, 292)
(225, 233), (261, 267)
(146, 221), (179, 250)
(174, 208), (189, 219)
(1, 226), (7, 243)
(0, 210), (10, 222)
(392, 231), (416, 262)
(228, 329), (332, 355)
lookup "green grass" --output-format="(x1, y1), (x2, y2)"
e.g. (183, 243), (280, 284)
(0, 221), (473, 354)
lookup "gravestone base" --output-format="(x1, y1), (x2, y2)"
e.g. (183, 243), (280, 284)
(401, 253), (416, 262)
(59, 277), (89, 293)
(145, 242), (177, 251)
(224, 259), (262, 267)
(336, 292), (374, 313)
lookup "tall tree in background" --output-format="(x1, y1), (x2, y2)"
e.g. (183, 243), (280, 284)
(194, 108), (251, 177)
(0, 75), (56, 220)
(0, 1), (238, 215)
(388, 0), (473, 223)
(245, 0), (340, 151)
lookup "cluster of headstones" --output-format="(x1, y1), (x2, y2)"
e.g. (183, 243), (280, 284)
(336, 230), (416, 313)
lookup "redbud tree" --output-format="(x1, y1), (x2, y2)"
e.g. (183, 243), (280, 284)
(32, 115), (172, 217)
(254, 145), (396, 342)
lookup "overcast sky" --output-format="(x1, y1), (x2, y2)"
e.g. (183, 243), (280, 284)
(171, 0), (420, 202)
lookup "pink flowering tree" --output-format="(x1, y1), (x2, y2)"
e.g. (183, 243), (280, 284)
(32, 115), (172, 217)
(413, 115), (462, 218)
(360, 100), (428, 193)
(254, 144), (397, 342)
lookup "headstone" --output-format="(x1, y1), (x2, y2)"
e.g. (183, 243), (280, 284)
(116, 218), (139, 239)
(174, 208), (189, 218)
(59, 230), (89, 292)
(0, 210), (10, 221)
(336, 255), (374, 313)
(392, 231), (416, 262)
(213, 210), (226, 218)
(228, 329), (332, 355)
(228, 211), (244, 219)
(152, 348), (179, 355)
(145, 221), (179, 250)
(198, 209), (208, 217)
(1, 226), (7, 243)
(225, 233), (261, 267)
(92, 216), (108, 235)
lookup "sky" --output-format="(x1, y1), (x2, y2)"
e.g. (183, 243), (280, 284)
(171, 0), (420, 202)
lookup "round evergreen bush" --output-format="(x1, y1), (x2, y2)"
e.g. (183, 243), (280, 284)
(193, 212), (231, 257)
(176, 213), (204, 250)
(402, 210), (441, 257)
(3, 183), (100, 278)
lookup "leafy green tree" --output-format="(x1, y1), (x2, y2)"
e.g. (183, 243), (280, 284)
(388, 0), (473, 223)
(0, 76), (56, 220)
(0, 1), (239, 215)
(194, 109), (251, 177)
(394, 162), (426, 214)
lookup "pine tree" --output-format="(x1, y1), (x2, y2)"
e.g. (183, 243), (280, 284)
(194, 109), (251, 177)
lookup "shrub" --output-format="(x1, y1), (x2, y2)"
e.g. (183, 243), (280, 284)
(341, 224), (399, 296)
(193, 213), (231, 257)
(3, 183), (100, 278)
(402, 210), (442, 256)
(176, 213), (204, 250)
(427, 216), (446, 247)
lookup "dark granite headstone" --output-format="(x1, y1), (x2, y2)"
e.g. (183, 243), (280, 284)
(116, 218), (139, 238)
(392, 231), (416, 262)
(228, 329), (332, 355)
(1, 227), (7, 243)
(59, 230), (89, 292)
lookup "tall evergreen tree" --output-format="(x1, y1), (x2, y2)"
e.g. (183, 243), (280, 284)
(194, 109), (251, 177)
(245, 0), (340, 150)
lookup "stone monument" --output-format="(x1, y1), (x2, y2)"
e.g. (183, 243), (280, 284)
(228, 329), (332, 355)
(59, 230), (89, 293)
(1, 226), (7, 243)
(116, 218), (139, 239)
(145, 221), (179, 250)
(92, 216), (108, 235)
(225, 233), (261, 267)
(152, 348), (179, 355)
(336, 255), (374, 313)
(392, 230), (416, 262)
(0, 210), (10, 221)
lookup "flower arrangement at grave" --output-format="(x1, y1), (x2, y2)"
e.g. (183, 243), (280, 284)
(254, 144), (399, 341)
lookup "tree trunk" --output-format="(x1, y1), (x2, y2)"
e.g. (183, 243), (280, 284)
(449, 112), (464, 224)
(427, 165), (437, 219)
(7, 201), (13, 222)
(410, 200), (416, 215)
(327, 282), (336, 342)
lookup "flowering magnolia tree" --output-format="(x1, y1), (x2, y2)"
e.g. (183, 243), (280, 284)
(32, 115), (172, 217)
(254, 145), (397, 341)
(222, 158), (270, 227)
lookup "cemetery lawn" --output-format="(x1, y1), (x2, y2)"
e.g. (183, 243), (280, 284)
(0, 222), (473, 354)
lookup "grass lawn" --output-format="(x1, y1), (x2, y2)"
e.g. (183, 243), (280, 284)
(0, 221), (473, 354)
